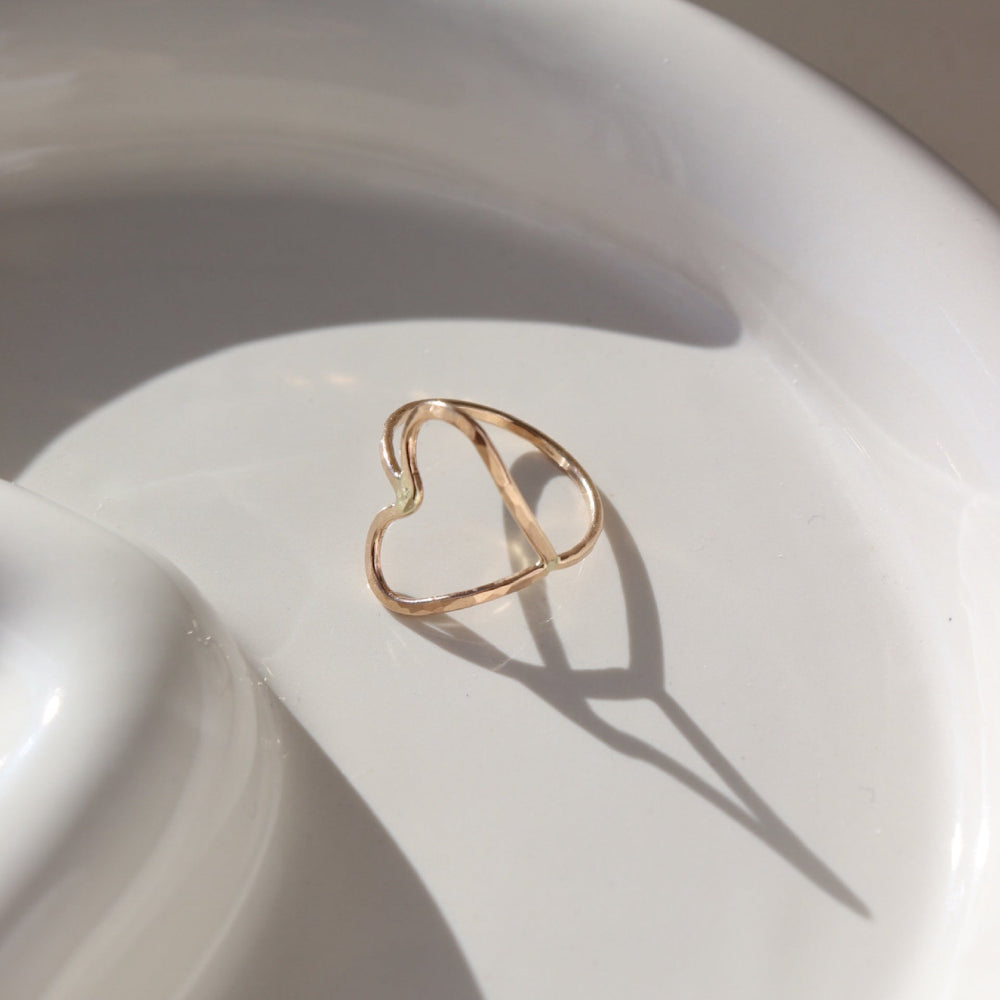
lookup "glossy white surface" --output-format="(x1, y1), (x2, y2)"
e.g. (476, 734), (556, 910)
(1, 1), (999, 997)
(0, 480), (478, 999)
(694, 0), (1000, 208)
(0, 481), (279, 998)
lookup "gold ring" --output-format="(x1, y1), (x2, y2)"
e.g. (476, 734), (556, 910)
(365, 399), (604, 616)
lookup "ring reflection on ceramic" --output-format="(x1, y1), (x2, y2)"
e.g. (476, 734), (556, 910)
(364, 399), (604, 616)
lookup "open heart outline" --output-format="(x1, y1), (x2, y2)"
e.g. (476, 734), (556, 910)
(365, 399), (604, 616)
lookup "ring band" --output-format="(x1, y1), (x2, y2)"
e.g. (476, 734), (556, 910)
(365, 399), (604, 616)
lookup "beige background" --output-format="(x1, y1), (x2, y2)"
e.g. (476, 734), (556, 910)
(694, 0), (1000, 208)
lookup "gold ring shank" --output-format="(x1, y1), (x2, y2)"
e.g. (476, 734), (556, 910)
(365, 399), (603, 616)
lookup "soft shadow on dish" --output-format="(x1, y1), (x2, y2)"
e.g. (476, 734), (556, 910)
(211, 696), (483, 1000)
(404, 454), (871, 919)
(0, 185), (738, 478)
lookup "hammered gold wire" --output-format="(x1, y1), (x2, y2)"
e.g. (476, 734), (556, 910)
(365, 399), (604, 616)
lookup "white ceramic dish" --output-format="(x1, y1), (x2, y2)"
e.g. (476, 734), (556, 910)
(1, 2), (999, 998)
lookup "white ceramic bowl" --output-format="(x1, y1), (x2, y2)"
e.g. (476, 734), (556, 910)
(2, 2), (999, 997)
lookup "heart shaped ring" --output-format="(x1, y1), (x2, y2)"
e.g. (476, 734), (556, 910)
(365, 399), (604, 616)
